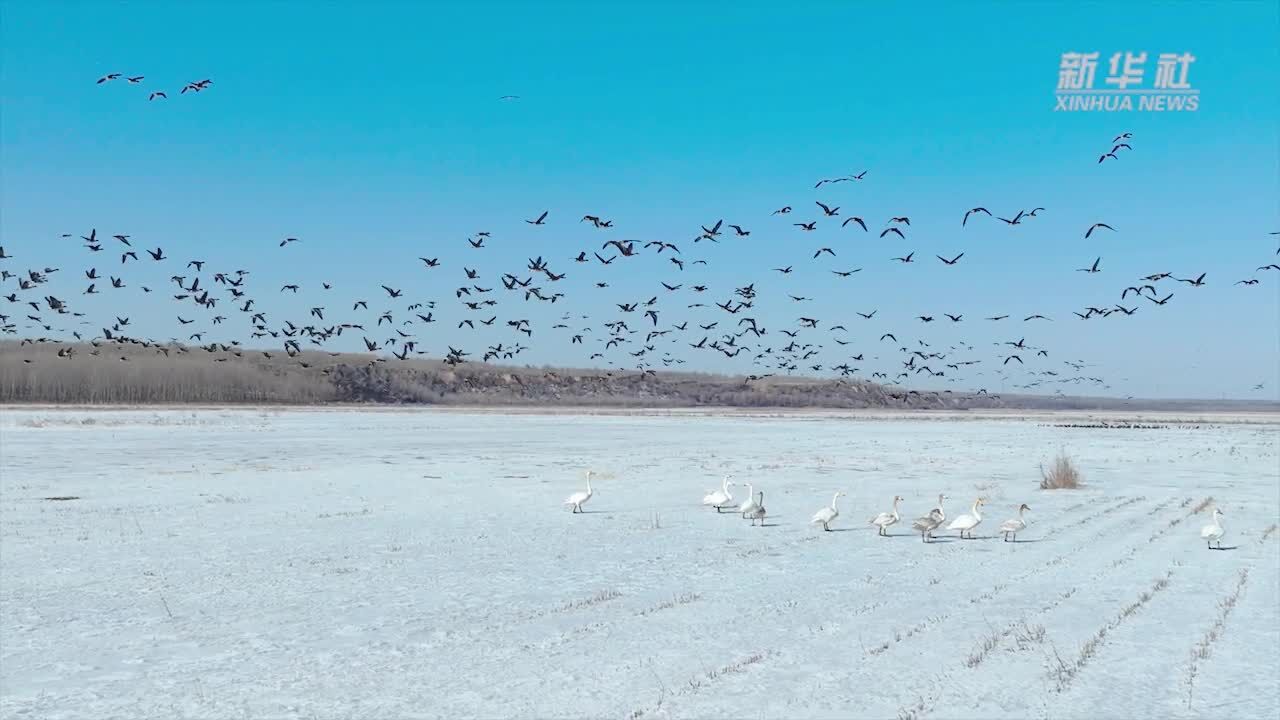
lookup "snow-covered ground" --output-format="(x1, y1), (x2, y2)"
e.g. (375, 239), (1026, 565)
(2, 407), (1277, 719)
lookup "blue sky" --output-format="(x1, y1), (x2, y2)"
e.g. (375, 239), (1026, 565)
(2, 1), (1277, 399)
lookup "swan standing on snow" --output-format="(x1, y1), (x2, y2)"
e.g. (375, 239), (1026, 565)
(870, 495), (903, 536)
(912, 494), (947, 542)
(702, 476), (735, 512)
(738, 483), (759, 518)
(563, 471), (594, 513)
(1201, 507), (1225, 549)
(998, 503), (1031, 542)
(810, 491), (846, 531)
(948, 497), (985, 539)
(746, 491), (767, 526)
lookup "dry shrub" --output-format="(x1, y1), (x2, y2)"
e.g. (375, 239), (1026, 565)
(1040, 450), (1083, 489)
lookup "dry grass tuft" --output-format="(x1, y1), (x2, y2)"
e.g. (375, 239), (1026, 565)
(1040, 450), (1083, 489)
(678, 650), (774, 696)
(964, 628), (1003, 668)
(557, 588), (623, 613)
(1261, 523), (1278, 542)
(1192, 496), (1214, 514)
(636, 592), (701, 617)
(1013, 622), (1047, 650)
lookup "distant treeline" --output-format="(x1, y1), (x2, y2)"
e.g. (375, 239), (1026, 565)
(0, 341), (1005, 408)
(4, 341), (1275, 412)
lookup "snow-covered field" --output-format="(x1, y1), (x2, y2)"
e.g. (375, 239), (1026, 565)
(2, 407), (1278, 719)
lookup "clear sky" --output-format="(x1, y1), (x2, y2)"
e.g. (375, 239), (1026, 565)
(2, 1), (1277, 399)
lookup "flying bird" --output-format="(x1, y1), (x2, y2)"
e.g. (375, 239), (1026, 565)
(1076, 257), (1102, 273)
(962, 208), (991, 226)
(1085, 223), (1114, 239)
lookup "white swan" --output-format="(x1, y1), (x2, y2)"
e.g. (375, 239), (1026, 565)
(810, 491), (846, 531)
(702, 476), (735, 512)
(737, 483), (759, 518)
(563, 471), (594, 513)
(746, 491), (767, 526)
(999, 503), (1030, 542)
(947, 497), (985, 539)
(870, 495), (903, 536)
(911, 493), (947, 542)
(1201, 507), (1225, 549)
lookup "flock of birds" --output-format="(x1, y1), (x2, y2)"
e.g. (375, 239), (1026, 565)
(3, 83), (1278, 402)
(565, 474), (1035, 541)
(564, 473), (1229, 548)
(95, 72), (213, 101)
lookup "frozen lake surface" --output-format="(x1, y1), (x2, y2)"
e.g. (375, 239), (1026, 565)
(2, 408), (1278, 719)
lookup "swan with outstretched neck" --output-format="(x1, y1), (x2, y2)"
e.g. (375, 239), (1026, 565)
(947, 497), (985, 539)
(811, 491), (846, 531)
(999, 503), (1031, 541)
(1201, 507), (1225, 549)
(746, 491), (767, 526)
(738, 483), (759, 518)
(702, 476), (735, 512)
(870, 495), (903, 536)
(563, 471), (594, 513)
